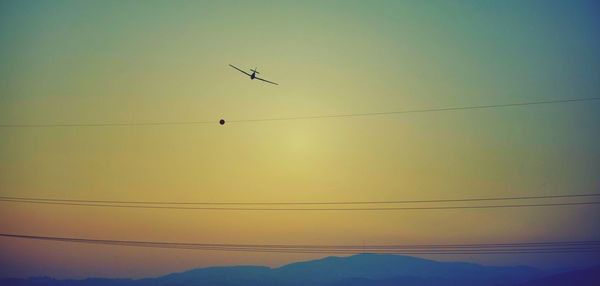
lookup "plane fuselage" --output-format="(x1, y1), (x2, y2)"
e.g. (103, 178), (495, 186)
(250, 72), (256, 79)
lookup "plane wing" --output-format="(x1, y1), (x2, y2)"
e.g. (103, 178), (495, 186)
(255, 76), (279, 85)
(229, 64), (251, 76)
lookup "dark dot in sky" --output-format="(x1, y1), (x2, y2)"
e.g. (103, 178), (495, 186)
(219, 119), (225, 125)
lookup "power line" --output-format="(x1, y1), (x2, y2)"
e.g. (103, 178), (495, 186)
(7, 232), (597, 249)
(1, 198), (599, 211)
(0, 97), (598, 128)
(0, 193), (597, 205)
(1, 233), (599, 254)
(229, 97), (600, 123)
(0, 120), (215, 128)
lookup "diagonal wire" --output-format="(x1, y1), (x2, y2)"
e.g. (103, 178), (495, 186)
(1, 97), (598, 128)
(229, 97), (600, 123)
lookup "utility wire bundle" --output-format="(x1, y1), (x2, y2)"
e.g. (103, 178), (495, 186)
(0, 193), (599, 211)
(1, 233), (599, 255)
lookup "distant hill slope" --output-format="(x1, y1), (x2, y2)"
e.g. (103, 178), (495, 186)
(273, 254), (541, 286)
(517, 265), (600, 286)
(0, 253), (550, 286)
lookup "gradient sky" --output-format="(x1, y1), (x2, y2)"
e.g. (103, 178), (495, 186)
(1, 0), (599, 279)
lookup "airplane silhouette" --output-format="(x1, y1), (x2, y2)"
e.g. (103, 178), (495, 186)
(229, 64), (278, 85)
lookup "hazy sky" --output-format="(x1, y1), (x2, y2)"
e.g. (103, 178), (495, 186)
(1, 0), (599, 279)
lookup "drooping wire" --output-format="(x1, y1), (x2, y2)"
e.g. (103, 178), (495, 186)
(1, 198), (599, 211)
(0, 193), (598, 205)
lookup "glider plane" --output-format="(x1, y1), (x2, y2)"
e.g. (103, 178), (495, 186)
(229, 64), (278, 85)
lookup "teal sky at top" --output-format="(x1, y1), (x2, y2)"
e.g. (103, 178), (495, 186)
(2, 1), (599, 107)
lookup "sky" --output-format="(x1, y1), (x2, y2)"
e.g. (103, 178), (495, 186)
(1, 0), (600, 279)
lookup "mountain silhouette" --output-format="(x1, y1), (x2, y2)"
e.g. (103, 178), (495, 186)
(516, 265), (600, 286)
(272, 254), (540, 285)
(1, 253), (591, 286)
